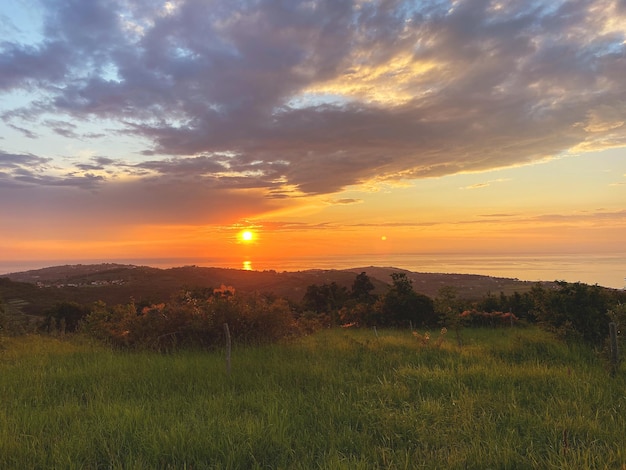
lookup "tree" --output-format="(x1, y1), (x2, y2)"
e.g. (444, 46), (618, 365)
(507, 291), (537, 322)
(478, 292), (502, 313)
(302, 282), (348, 325)
(532, 282), (612, 345)
(45, 301), (90, 333)
(350, 272), (376, 304)
(377, 273), (437, 327)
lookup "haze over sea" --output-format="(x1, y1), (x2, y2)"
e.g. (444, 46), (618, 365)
(1, 253), (624, 290)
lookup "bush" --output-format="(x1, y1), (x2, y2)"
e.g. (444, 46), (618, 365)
(459, 309), (519, 328)
(81, 290), (298, 351)
(44, 301), (91, 333)
(375, 273), (437, 327)
(532, 282), (612, 345)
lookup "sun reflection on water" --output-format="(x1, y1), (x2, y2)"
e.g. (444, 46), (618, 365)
(242, 260), (252, 271)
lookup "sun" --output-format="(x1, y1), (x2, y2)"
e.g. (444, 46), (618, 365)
(240, 230), (254, 242)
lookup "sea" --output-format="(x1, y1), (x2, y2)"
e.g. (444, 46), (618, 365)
(1, 252), (625, 290)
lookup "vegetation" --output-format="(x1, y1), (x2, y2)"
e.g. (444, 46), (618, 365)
(2, 265), (626, 467)
(2, 267), (624, 355)
(0, 265), (553, 317)
(80, 290), (297, 351)
(302, 273), (626, 348)
(1, 328), (625, 469)
(44, 301), (92, 333)
(375, 272), (437, 328)
(0, 299), (5, 342)
(303, 272), (438, 329)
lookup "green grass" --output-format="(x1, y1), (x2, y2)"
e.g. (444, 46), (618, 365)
(1, 328), (625, 469)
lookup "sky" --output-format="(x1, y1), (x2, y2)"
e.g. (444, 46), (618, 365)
(0, 0), (625, 276)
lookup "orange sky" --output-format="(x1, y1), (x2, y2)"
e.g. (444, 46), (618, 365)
(0, 0), (625, 284)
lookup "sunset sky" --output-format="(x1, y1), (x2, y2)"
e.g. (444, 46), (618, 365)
(1, 0), (625, 273)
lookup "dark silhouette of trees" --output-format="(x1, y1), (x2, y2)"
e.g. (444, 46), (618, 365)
(470, 282), (626, 345)
(531, 281), (612, 344)
(377, 273), (437, 327)
(302, 282), (348, 314)
(81, 291), (296, 351)
(302, 282), (348, 325)
(45, 301), (90, 333)
(350, 272), (376, 304)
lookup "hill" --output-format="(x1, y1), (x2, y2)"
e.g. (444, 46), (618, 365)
(1, 263), (553, 317)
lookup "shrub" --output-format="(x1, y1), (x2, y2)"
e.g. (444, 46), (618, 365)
(375, 273), (437, 328)
(532, 282), (612, 345)
(412, 327), (448, 348)
(459, 309), (519, 328)
(81, 290), (298, 351)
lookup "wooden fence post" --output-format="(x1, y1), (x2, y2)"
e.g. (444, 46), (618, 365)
(609, 322), (619, 376)
(223, 323), (232, 375)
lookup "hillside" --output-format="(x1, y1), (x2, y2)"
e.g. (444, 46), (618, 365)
(1, 263), (552, 317)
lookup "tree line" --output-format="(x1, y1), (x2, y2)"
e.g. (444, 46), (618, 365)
(302, 273), (626, 347)
(3, 271), (625, 351)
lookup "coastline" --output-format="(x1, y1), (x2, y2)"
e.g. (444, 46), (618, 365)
(1, 252), (624, 290)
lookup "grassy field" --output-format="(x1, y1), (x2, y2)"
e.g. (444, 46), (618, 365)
(1, 327), (625, 469)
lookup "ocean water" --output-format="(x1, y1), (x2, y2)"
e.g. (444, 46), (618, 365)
(1, 253), (625, 289)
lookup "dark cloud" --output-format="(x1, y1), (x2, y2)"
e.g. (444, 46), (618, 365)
(12, 171), (104, 189)
(43, 119), (79, 138)
(82, 132), (106, 139)
(0, 151), (50, 169)
(0, 0), (625, 197)
(72, 156), (118, 172)
(136, 155), (228, 176)
(0, 41), (70, 90)
(52, 128), (79, 139)
(74, 163), (103, 171)
(0, 151), (106, 190)
(93, 156), (116, 166)
(6, 123), (38, 139)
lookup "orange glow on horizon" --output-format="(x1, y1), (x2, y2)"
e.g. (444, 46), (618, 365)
(3, 204), (625, 266)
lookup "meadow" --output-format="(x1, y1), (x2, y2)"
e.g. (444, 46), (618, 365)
(1, 327), (625, 469)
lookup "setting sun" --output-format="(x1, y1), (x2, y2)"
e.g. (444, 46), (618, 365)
(0, 0), (625, 290)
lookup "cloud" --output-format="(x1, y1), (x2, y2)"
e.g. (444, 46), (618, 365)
(6, 123), (38, 139)
(0, 177), (286, 240)
(74, 156), (116, 171)
(463, 182), (490, 190)
(381, 209), (626, 231)
(0, 150), (108, 189)
(0, 0), (625, 200)
(12, 172), (105, 189)
(530, 209), (626, 226)
(460, 177), (511, 190)
(327, 198), (363, 205)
